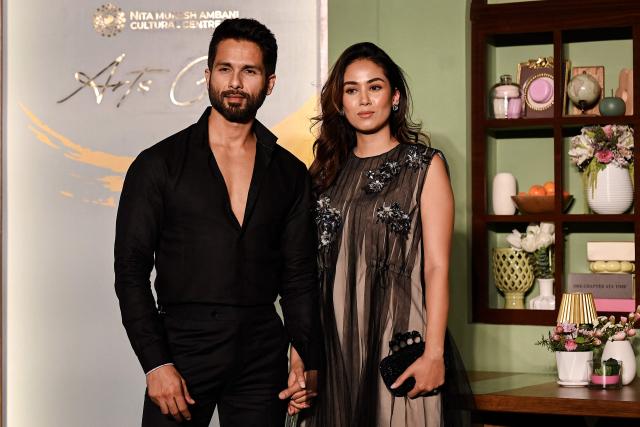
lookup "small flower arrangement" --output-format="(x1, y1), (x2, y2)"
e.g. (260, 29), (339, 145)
(536, 323), (602, 352)
(506, 222), (555, 279)
(568, 125), (634, 193)
(593, 306), (640, 342)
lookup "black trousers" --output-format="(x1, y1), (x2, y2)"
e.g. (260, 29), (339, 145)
(142, 304), (289, 427)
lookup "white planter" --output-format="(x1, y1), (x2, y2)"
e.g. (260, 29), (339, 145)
(492, 173), (517, 215)
(602, 339), (637, 385)
(529, 278), (555, 310)
(586, 165), (633, 214)
(556, 351), (592, 385)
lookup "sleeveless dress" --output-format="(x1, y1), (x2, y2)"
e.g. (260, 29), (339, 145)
(304, 144), (473, 427)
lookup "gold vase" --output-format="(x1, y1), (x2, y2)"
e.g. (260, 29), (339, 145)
(492, 248), (535, 309)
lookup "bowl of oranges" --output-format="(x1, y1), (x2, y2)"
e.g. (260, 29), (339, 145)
(511, 181), (573, 214)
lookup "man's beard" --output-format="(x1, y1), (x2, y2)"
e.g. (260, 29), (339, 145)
(209, 85), (268, 124)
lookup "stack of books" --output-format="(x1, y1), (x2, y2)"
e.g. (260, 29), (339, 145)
(567, 241), (635, 313)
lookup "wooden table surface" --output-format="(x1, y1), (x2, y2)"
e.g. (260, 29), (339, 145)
(469, 371), (640, 418)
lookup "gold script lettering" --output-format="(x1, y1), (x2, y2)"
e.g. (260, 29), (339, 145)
(170, 56), (207, 107)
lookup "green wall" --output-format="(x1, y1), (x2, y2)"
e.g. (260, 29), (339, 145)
(328, 0), (639, 374)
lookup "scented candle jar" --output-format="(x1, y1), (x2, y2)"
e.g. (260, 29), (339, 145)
(489, 74), (523, 119)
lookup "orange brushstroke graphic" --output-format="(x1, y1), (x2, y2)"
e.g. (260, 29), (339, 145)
(22, 97), (317, 206)
(21, 103), (134, 173)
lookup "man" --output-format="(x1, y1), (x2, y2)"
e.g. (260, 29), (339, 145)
(114, 18), (320, 426)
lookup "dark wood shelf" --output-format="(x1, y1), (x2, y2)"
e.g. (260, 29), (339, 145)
(473, 308), (557, 325)
(472, 371), (640, 419)
(471, 0), (640, 325)
(483, 214), (636, 223)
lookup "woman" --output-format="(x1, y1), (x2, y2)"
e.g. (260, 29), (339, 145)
(291, 42), (472, 426)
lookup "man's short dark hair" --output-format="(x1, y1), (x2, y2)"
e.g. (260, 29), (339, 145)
(208, 18), (277, 76)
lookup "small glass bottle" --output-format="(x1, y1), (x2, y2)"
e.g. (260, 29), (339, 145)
(489, 74), (523, 119)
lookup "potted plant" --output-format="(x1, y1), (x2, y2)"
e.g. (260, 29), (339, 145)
(590, 358), (622, 388)
(593, 307), (640, 385)
(506, 222), (555, 309)
(536, 322), (603, 386)
(568, 124), (634, 214)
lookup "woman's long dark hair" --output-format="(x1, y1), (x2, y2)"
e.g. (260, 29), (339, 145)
(309, 42), (429, 194)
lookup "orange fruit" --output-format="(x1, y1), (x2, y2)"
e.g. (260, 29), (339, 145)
(518, 191), (527, 197)
(528, 185), (546, 196)
(543, 181), (555, 195)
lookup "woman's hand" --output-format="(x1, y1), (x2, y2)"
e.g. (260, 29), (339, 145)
(391, 352), (445, 399)
(279, 346), (319, 415)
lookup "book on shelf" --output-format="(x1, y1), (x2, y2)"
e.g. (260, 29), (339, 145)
(566, 273), (634, 299)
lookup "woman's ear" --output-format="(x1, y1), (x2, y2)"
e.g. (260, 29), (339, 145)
(392, 89), (400, 106)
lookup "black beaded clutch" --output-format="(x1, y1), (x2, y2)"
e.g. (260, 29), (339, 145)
(379, 331), (441, 397)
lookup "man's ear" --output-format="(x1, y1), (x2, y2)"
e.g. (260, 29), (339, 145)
(204, 68), (211, 86)
(266, 74), (276, 96)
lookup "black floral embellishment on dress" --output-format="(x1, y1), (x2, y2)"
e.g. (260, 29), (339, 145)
(405, 146), (430, 170)
(376, 202), (411, 236)
(364, 161), (401, 193)
(315, 196), (342, 249)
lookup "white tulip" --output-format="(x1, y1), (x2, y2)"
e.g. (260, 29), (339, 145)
(526, 224), (539, 234)
(540, 222), (555, 235)
(521, 234), (538, 252)
(506, 230), (522, 249)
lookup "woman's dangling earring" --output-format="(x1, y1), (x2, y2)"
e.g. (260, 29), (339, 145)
(392, 103), (399, 112)
(339, 109), (345, 116)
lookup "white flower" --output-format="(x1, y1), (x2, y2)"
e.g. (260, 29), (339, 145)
(526, 224), (540, 235)
(535, 232), (554, 249)
(506, 229), (522, 249)
(521, 233), (538, 252)
(568, 134), (595, 165)
(540, 222), (555, 235)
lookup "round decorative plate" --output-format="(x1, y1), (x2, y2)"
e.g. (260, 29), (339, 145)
(523, 73), (554, 111)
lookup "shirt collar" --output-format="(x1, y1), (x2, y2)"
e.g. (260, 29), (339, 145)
(195, 107), (278, 152)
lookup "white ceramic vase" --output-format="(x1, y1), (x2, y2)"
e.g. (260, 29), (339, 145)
(602, 339), (637, 385)
(492, 173), (517, 215)
(529, 278), (555, 310)
(556, 351), (592, 385)
(586, 165), (633, 214)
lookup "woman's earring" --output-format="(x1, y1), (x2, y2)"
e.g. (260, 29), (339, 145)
(392, 103), (399, 112)
(339, 109), (345, 116)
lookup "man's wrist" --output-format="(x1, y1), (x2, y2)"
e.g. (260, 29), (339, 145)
(145, 362), (174, 376)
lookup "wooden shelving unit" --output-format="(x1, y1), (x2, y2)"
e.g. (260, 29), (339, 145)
(470, 0), (640, 325)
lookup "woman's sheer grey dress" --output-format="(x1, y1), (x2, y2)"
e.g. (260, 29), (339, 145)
(303, 144), (473, 427)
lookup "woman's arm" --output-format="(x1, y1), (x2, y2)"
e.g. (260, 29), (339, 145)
(391, 153), (453, 398)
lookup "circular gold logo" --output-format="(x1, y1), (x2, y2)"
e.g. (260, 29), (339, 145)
(93, 3), (126, 37)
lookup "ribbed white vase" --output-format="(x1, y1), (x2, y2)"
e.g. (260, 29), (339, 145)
(586, 165), (633, 214)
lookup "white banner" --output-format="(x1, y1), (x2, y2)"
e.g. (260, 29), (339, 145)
(5, 1), (326, 425)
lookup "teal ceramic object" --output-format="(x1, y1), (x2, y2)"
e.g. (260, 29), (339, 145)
(599, 96), (626, 116)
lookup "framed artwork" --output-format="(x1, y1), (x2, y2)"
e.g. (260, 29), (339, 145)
(517, 57), (563, 118)
(567, 66), (605, 115)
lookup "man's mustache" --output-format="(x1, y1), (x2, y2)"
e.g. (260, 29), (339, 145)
(221, 90), (248, 98)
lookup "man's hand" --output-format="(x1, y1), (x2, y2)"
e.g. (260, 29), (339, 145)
(279, 347), (318, 415)
(286, 370), (318, 415)
(146, 365), (195, 422)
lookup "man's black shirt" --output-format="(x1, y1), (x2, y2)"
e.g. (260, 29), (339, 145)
(114, 108), (320, 373)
